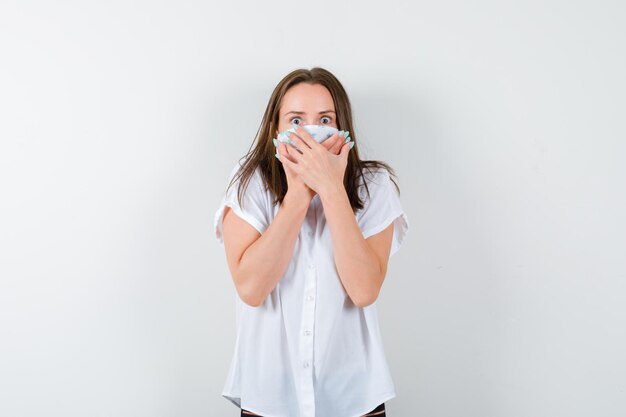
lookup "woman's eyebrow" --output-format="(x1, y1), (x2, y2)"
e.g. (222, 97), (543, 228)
(285, 110), (336, 115)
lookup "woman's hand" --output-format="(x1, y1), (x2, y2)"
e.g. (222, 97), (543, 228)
(275, 130), (349, 203)
(277, 125), (353, 198)
(276, 141), (314, 202)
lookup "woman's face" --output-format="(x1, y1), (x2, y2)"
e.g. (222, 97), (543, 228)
(276, 82), (338, 135)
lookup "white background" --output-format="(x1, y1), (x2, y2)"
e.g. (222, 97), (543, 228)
(1, 0), (625, 416)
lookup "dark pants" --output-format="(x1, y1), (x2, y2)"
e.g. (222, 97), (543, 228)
(240, 402), (386, 416)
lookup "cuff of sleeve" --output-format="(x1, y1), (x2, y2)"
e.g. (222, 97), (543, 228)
(214, 200), (266, 245)
(361, 210), (409, 257)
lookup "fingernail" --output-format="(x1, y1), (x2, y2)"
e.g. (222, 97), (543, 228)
(339, 130), (345, 137)
(344, 135), (350, 143)
(292, 123), (299, 130)
(273, 138), (279, 147)
(275, 152), (280, 159)
(348, 141), (354, 149)
(344, 130), (350, 137)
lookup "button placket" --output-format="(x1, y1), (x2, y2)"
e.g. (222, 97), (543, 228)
(298, 198), (318, 417)
(299, 263), (317, 417)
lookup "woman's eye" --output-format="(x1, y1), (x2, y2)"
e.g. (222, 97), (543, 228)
(290, 117), (302, 125)
(321, 116), (331, 124)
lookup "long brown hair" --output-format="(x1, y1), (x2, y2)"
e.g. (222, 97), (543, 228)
(227, 67), (401, 214)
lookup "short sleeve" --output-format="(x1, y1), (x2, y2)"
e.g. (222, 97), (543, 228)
(214, 162), (271, 245)
(356, 168), (409, 257)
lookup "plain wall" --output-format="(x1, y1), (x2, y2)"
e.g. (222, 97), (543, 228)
(1, 0), (625, 416)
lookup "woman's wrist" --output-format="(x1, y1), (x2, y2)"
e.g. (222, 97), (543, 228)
(284, 188), (313, 209)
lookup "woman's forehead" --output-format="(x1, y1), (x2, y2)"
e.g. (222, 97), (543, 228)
(281, 84), (335, 115)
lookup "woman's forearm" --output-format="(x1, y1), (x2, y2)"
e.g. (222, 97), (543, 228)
(236, 191), (310, 307)
(319, 184), (382, 307)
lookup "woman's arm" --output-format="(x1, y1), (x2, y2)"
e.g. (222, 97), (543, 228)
(276, 128), (394, 307)
(319, 184), (394, 308)
(222, 190), (310, 307)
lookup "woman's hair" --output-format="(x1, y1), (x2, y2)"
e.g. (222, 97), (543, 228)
(227, 67), (401, 213)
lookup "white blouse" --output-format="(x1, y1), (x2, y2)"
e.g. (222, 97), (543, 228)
(214, 160), (409, 417)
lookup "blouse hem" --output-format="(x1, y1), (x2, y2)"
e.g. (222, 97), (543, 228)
(347, 391), (396, 417)
(223, 390), (284, 417)
(222, 390), (396, 417)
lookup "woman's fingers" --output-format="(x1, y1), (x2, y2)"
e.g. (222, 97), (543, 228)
(277, 143), (297, 164)
(320, 134), (339, 154)
(287, 141), (304, 154)
(288, 126), (319, 151)
(329, 134), (346, 154)
(277, 128), (346, 162)
(278, 146), (299, 172)
(285, 133), (308, 159)
(292, 124), (319, 148)
(283, 142), (301, 161)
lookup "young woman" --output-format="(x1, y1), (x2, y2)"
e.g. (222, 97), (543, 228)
(214, 67), (409, 417)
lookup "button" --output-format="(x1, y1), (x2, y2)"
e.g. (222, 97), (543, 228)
(304, 330), (311, 336)
(303, 361), (310, 368)
(306, 295), (314, 301)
